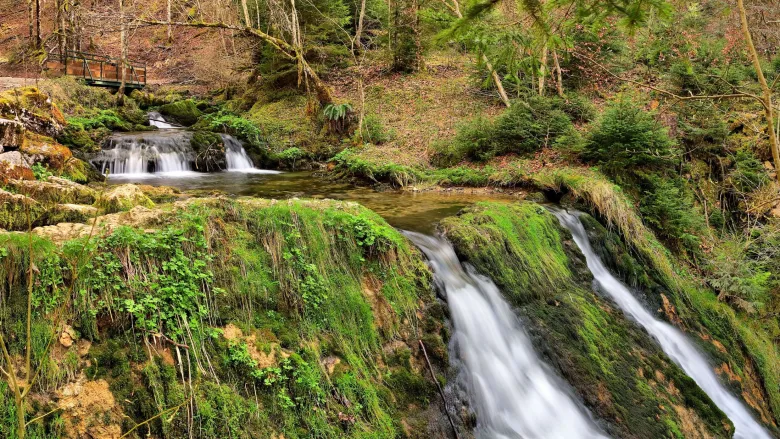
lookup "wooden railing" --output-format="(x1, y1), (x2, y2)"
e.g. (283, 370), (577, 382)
(45, 51), (147, 89)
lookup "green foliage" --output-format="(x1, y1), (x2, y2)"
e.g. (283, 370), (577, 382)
(75, 223), (214, 342)
(436, 95), (576, 164)
(197, 110), (267, 148)
(583, 97), (677, 179)
(728, 149), (769, 193)
(32, 163), (53, 180)
(323, 103), (353, 121)
(639, 175), (703, 254)
(361, 114), (394, 144)
(273, 147), (308, 170)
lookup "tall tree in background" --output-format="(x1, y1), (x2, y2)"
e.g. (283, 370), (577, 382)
(117, 0), (128, 104)
(737, 0), (779, 182)
(392, 0), (423, 71)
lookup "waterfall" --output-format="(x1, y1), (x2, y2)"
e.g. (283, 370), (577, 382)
(405, 231), (608, 439)
(148, 111), (177, 129)
(222, 134), (281, 174)
(222, 134), (255, 170)
(552, 209), (772, 439)
(93, 131), (195, 176)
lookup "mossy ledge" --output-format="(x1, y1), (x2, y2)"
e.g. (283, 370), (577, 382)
(0, 198), (450, 439)
(440, 201), (736, 439)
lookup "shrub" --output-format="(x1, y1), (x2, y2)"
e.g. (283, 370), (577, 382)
(728, 149), (769, 193)
(583, 98), (677, 179)
(361, 114), (394, 144)
(438, 96), (576, 163)
(197, 110), (266, 148)
(639, 174), (703, 254)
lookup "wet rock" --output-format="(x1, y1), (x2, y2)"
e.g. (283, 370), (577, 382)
(0, 118), (24, 150)
(95, 184), (155, 213)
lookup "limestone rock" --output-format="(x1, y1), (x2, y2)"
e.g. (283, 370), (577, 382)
(59, 325), (76, 348)
(0, 151), (34, 181)
(20, 133), (72, 170)
(96, 184), (155, 213)
(0, 188), (43, 230)
(0, 118), (24, 150)
(57, 379), (123, 439)
(7, 178), (97, 205)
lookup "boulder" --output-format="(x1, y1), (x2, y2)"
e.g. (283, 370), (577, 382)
(6, 178), (97, 204)
(95, 184), (155, 213)
(0, 118), (24, 151)
(159, 99), (202, 126)
(0, 151), (34, 182)
(0, 188), (44, 230)
(20, 133), (73, 170)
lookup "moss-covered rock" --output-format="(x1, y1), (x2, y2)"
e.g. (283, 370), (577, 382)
(6, 177), (97, 205)
(95, 184), (155, 213)
(0, 118), (25, 151)
(441, 202), (733, 439)
(0, 198), (452, 439)
(190, 131), (226, 171)
(0, 87), (65, 137)
(159, 100), (202, 126)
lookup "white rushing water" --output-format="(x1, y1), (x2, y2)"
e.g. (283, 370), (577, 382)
(222, 134), (281, 174)
(94, 131), (196, 176)
(552, 209), (772, 439)
(148, 111), (178, 129)
(405, 231), (608, 439)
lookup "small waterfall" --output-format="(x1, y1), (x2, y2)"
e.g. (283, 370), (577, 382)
(222, 134), (255, 170)
(222, 134), (281, 174)
(93, 131), (195, 176)
(552, 209), (772, 439)
(148, 111), (177, 129)
(405, 231), (608, 439)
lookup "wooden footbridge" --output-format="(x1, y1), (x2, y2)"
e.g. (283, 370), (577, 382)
(46, 51), (146, 90)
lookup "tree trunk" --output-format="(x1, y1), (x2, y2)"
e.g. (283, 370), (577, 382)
(353, 0), (367, 54)
(538, 44), (548, 96)
(35, 0), (41, 48)
(737, 0), (780, 182)
(167, 0), (173, 42)
(552, 49), (564, 97)
(28, 0), (34, 43)
(117, 0), (127, 104)
(241, 0), (252, 28)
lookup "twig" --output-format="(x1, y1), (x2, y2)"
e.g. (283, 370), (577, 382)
(419, 339), (459, 439)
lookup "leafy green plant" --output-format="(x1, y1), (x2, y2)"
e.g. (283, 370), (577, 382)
(323, 103), (354, 134)
(31, 163), (52, 181)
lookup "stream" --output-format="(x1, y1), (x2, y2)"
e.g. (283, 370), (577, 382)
(90, 113), (772, 438)
(406, 231), (608, 439)
(553, 208), (772, 439)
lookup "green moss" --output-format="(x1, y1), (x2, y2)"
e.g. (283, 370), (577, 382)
(441, 201), (732, 438)
(159, 99), (202, 126)
(0, 198), (441, 438)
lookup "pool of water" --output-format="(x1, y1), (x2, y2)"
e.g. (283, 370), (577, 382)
(108, 171), (521, 233)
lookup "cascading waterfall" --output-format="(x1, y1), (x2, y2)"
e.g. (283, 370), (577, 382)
(147, 111), (178, 129)
(405, 231), (608, 439)
(552, 209), (772, 439)
(93, 130), (195, 176)
(222, 134), (255, 170)
(222, 134), (281, 174)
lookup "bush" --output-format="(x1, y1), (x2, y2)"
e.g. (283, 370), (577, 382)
(361, 114), (394, 144)
(437, 96), (576, 163)
(728, 149), (769, 193)
(639, 174), (703, 254)
(583, 98), (677, 179)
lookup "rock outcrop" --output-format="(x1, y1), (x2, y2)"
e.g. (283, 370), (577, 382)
(0, 118), (24, 151)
